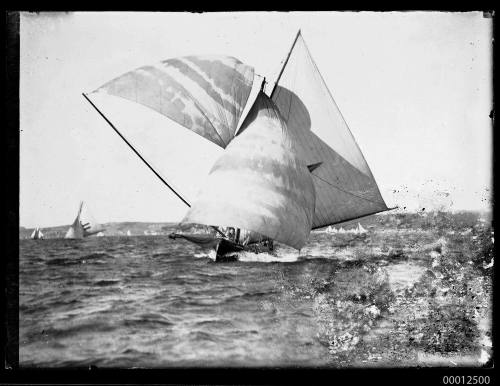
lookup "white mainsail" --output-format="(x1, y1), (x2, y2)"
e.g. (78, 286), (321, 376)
(65, 201), (105, 239)
(270, 31), (388, 229)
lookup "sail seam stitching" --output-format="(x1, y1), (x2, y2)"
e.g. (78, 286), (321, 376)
(312, 173), (387, 206)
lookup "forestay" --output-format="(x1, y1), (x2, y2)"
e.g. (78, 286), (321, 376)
(87, 92), (224, 204)
(182, 91), (316, 250)
(271, 32), (388, 228)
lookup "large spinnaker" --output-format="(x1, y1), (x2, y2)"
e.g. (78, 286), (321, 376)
(271, 32), (389, 228)
(94, 55), (261, 148)
(182, 91), (316, 250)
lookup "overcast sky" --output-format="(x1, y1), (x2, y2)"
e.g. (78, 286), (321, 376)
(19, 11), (493, 228)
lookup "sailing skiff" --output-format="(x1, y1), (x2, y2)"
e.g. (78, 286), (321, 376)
(65, 201), (105, 239)
(83, 30), (390, 261)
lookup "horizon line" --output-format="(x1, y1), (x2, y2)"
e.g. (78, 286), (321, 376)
(19, 208), (492, 230)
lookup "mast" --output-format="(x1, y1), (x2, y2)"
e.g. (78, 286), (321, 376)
(270, 29), (302, 98)
(77, 201), (84, 219)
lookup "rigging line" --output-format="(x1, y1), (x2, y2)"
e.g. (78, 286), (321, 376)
(311, 173), (388, 206)
(270, 29), (302, 99)
(83, 93), (227, 239)
(82, 93), (192, 208)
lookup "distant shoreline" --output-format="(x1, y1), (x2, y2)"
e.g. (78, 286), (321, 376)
(19, 210), (492, 239)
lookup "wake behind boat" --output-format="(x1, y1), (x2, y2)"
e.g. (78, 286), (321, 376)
(84, 30), (391, 261)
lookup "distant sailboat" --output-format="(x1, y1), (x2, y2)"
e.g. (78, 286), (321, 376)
(325, 226), (338, 234)
(357, 223), (367, 234)
(84, 30), (390, 261)
(126, 230), (132, 236)
(65, 201), (105, 239)
(30, 227), (44, 240)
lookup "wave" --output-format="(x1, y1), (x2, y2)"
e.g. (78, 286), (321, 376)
(48, 298), (81, 307)
(46, 258), (81, 266)
(94, 279), (121, 287)
(24, 321), (115, 341)
(82, 252), (115, 261)
(193, 319), (235, 329)
(122, 315), (174, 328)
(46, 253), (114, 266)
(187, 330), (221, 343)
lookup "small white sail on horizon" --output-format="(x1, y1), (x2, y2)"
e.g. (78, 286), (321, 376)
(126, 230), (132, 236)
(325, 226), (338, 234)
(30, 227), (44, 240)
(357, 223), (367, 234)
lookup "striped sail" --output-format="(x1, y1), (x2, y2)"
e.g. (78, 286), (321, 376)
(182, 92), (316, 250)
(93, 56), (261, 148)
(271, 32), (388, 229)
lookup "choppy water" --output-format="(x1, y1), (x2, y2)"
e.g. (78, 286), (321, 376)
(19, 233), (423, 367)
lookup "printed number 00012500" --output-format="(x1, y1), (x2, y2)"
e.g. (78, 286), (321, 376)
(443, 376), (490, 385)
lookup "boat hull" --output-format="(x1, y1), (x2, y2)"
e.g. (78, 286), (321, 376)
(214, 238), (244, 262)
(169, 233), (274, 262)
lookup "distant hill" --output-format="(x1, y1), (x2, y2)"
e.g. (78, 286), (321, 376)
(18, 221), (215, 239)
(19, 210), (491, 239)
